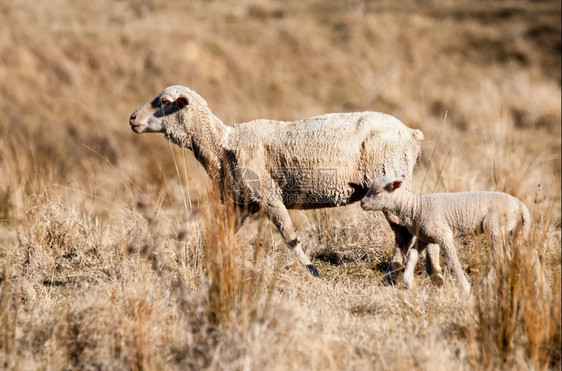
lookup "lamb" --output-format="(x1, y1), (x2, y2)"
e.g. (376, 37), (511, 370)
(360, 175), (532, 293)
(129, 84), (433, 277)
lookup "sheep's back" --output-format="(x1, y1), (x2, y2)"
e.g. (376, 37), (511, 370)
(231, 111), (419, 174)
(228, 112), (422, 207)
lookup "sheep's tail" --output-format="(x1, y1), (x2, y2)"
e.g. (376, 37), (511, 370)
(412, 129), (425, 142)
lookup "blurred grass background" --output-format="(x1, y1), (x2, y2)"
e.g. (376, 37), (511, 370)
(0, 0), (560, 369)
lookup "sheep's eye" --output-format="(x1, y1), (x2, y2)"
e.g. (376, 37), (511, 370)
(161, 98), (172, 106)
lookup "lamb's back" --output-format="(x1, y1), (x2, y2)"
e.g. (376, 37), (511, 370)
(420, 191), (522, 235)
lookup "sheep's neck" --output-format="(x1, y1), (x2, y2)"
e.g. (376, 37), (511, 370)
(386, 190), (421, 229)
(189, 112), (230, 182)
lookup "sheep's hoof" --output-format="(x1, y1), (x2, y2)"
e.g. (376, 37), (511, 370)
(379, 274), (396, 286)
(390, 260), (404, 273)
(431, 273), (444, 287)
(306, 264), (319, 277)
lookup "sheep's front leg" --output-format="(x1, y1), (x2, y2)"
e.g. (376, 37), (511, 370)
(440, 234), (471, 293)
(264, 199), (318, 276)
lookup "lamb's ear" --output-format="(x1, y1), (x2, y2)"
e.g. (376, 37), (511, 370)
(175, 94), (190, 109)
(386, 177), (404, 192)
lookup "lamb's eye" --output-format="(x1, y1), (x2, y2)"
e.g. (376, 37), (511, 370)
(161, 98), (171, 106)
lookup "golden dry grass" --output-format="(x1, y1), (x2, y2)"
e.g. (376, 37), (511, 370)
(0, 0), (560, 369)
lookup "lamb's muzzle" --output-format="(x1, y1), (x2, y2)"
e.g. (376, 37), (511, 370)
(359, 198), (371, 211)
(129, 85), (430, 278)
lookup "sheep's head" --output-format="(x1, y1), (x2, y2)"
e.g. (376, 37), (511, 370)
(360, 175), (405, 211)
(129, 85), (208, 139)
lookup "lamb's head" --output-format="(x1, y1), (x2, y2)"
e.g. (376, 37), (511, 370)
(129, 85), (209, 146)
(360, 175), (405, 211)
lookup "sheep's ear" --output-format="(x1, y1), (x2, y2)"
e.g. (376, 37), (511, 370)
(175, 95), (190, 109)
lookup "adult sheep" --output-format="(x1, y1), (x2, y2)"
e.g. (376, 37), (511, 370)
(129, 85), (431, 278)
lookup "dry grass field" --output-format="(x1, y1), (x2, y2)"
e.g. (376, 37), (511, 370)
(0, 0), (560, 369)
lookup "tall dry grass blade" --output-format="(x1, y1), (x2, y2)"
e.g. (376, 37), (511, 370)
(431, 148), (451, 194)
(81, 144), (143, 196)
(181, 147), (193, 210)
(420, 111), (448, 194)
(168, 142), (190, 220)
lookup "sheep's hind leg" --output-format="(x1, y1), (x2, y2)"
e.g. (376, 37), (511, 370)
(233, 204), (259, 233)
(264, 199), (318, 276)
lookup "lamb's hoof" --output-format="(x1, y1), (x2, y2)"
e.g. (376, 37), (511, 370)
(403, 277), (415, 290)
(431, 273), (444, 287)
(306, 264), (319, 277)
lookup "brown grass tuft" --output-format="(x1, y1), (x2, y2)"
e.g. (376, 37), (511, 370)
(473, 230), (561, 369)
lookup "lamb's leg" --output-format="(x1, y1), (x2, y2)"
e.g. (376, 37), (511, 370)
(482, 230), (498, 285)
(264, 199), (318, 276)
(403, 242), (443, 289)
(481, 231), (501, 288)
(381, 211), (412, 285)
(404, 240), (441, 289)
(403, 241), (426, 289)
(440, 234), (471, 293)
(425, 243), (444, 287)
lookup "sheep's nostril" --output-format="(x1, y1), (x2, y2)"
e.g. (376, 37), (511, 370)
(129, 114), (137, 125)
